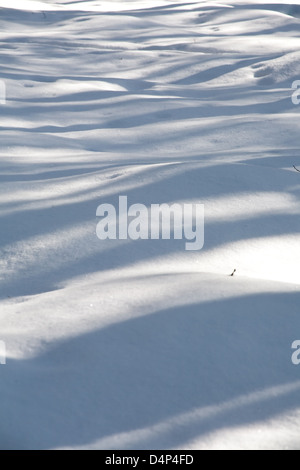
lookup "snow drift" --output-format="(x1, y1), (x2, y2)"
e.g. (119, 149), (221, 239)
(0, 0), (300, 450)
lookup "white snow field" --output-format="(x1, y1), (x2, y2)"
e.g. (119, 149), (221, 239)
(0, 0), (300, 450)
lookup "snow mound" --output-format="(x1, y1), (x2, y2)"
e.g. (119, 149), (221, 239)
(253, 52), (300, 85)
(1, 0), (300, 451)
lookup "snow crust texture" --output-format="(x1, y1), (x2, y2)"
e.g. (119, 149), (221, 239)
(0, 0), (300, 450)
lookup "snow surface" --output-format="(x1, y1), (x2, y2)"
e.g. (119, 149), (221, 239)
(1, 0), (300, 450)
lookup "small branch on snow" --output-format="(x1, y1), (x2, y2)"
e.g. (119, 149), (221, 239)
(293, 165), (300, 173)
(230, 269), (236, 277)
